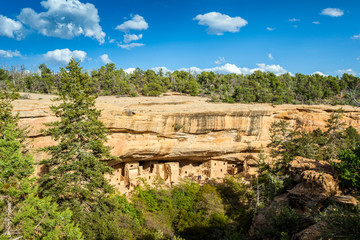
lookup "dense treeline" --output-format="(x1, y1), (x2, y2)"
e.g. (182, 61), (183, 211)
(1, 63), (360, 105)
(2, 60), (360, 239)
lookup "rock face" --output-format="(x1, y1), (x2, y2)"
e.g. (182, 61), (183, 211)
(250, 156), (359, 239)
(14, 93), (360, 192)
(287, 157), (359, 210)
(287, 157), (339, 210)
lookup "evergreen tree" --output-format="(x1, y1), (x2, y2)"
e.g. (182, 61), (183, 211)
(0, 88), (82, 239)
(39, 58), (114, 208)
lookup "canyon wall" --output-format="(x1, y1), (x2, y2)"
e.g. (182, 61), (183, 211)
(14, 93), (360, 192)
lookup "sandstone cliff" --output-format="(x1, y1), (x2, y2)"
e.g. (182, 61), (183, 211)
(14, 93), (360, 189)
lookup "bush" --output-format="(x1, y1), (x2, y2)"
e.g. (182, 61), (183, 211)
(253, 206), (314, 240)
(322, 205), (360, 239)
(334, 147), (360, 191)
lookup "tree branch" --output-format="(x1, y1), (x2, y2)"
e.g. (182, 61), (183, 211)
(34, 212), (47, 232)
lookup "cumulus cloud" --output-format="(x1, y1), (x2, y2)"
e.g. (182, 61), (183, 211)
(288, 18), (300, 22)
(312, 21), (320, 25)
(17, 0), (105, 43)
(268, 53), (274, 60)
(320, 8), (344, 17)
(116, 15), (148, 31)
(194, 12), (248, 35)
(351, 34), (360, 40)
(43, 48), (87, 64)
(336, 69), (357, 76)
(215, 57), (226, 65)
(118, 43), (145, 50)
(124, 68), (136, 74)
(255, 63), (288, 75)
(266, 27), (275, 31)
(0, 49), (22, 58)
(0, 15), (24, 39)
(123, 33), (143, 43)
(151, 67), (172, 74)
(100, 54), (112, 64)
(312, 71), (328, 76)
(177, 63), (288, 76)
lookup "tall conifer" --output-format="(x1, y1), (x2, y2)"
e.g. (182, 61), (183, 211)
(39, 58), (114, 208)
(0, 89), (82, 239)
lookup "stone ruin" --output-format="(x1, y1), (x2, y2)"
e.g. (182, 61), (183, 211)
(107, 160), (243, 193)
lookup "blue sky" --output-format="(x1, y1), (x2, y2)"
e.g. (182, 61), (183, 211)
(0, 0), (359, 76)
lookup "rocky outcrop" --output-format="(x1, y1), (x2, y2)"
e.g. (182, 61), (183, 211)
(287, 157), (339, 210)
(250, 156), (359, 239)
(13, 93), (360, 179)
(287, 157), (359, 210)
(294, 222), (324, 240)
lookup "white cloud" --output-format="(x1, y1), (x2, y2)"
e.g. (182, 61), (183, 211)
(293, 25), (299, 28)
(117, 43), (145, 50)
(255, 63), (288, 75)
(351, 34), (360, 40)
(151, 67), (172, 73)
(215, 57), (226, 65)
(312, 71), (328, 76)
(320, 8), (344, 17)
(43, 48), (87, 64)
(337, 69), (356, 76)
(115, 15), (148, 31)
(266, 27), (275, 31)
(357, 56), (360, 61)
(17, 0), (105, 43)
(178, 63), (289, 76)
(100, 54), (112, 64)
(123, 33), (143, 43)
(0, 15), (24, 39)
(177, 66), (201, 74)
(268, 53), (274, 60)
(312, 21), (320, 25)
(288, 18), (300, 22)
(124, 68), (136, 74)
(0, 49), (22, 58)
(194, 12), (248, 35)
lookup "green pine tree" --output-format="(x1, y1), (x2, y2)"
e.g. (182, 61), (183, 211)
(39, 58), (114, 208)
(0, 88), (82, 239)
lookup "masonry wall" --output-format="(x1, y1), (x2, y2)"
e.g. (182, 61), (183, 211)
(108, 159), (242, 193)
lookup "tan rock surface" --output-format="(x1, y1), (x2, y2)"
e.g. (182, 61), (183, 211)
(13, 93), (360, 177)
(287, 157), (339, 209)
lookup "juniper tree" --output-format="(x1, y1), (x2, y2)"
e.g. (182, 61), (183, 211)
(0, 89), (82, 239)
(39, 58), (114, 209)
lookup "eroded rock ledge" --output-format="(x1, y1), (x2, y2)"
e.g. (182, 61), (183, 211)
(14, 93), (360, 192)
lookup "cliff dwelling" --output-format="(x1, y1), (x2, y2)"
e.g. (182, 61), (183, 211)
(107, 160), (242, 193)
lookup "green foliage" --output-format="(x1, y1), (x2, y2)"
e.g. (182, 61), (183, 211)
(133, 182), (174, 213)
(72, 195), (144, 240)
(39, 58), (115, 207)
(131, 180), (247, 240)
(256, 167), (291, 206)
(335, 147), (360, 191)
(322, 205), (360, 239)
(173, 123), (183, 132)
(0, 90), (33, 199)
(253, 206), (313, 240)
(8, 194), (83, 240)
(268, 110), (358, 167)
(0, 88), (82, 239)
(0, 69), (11, 88)
(4, 62), (360, 105)
(344, 125), (360, 149)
